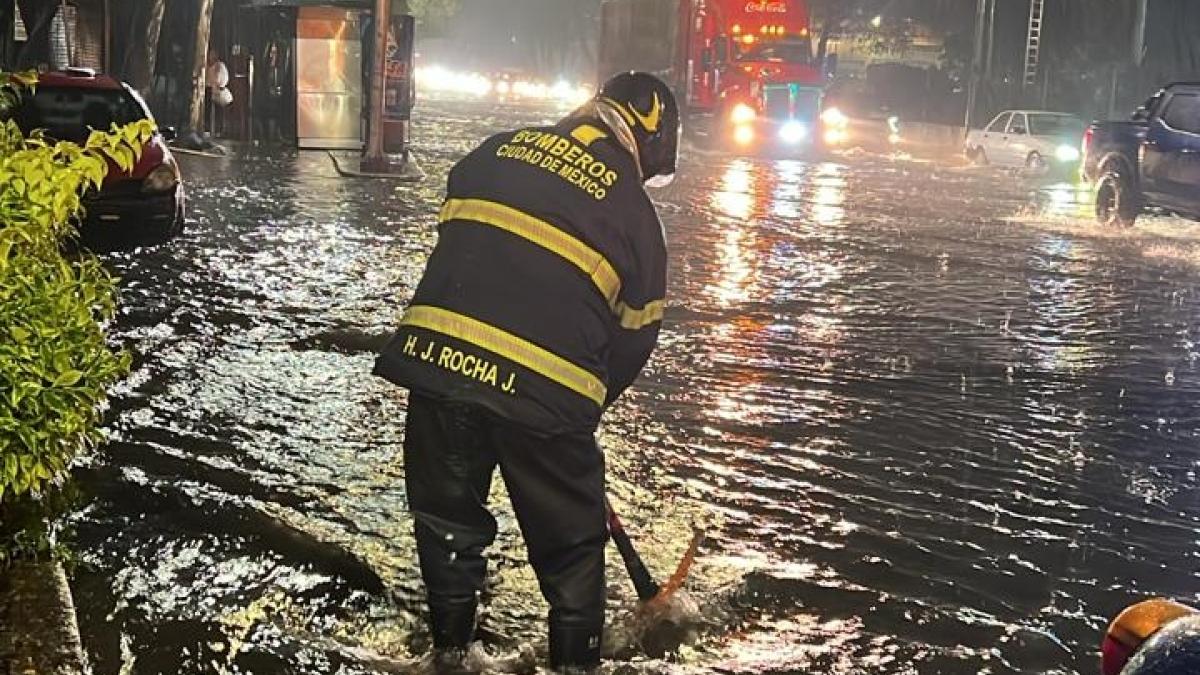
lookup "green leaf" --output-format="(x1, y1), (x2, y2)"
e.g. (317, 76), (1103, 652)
(51, 370), (82, 387)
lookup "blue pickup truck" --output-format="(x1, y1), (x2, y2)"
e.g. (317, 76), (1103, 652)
(1082, 82), (1200, 227)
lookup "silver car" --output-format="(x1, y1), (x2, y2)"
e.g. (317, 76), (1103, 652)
(965, 110), (1087, 172)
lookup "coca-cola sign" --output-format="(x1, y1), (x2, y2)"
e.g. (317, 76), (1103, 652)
(745, 1), (788, 12)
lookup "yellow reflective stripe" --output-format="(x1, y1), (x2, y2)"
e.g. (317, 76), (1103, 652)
(616, 299), (665, 330)
(570, 124), (609, 147)
(440, 198), (622, 307)
(401, 305), (607, 407)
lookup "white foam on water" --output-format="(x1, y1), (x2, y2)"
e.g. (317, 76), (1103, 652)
(604, 590), (705, 661)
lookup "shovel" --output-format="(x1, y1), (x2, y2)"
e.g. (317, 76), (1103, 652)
(605, 496), (703, 606)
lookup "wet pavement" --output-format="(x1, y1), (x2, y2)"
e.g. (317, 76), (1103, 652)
(69, 97), (1200, 674)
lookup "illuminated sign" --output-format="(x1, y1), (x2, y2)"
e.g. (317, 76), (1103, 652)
(745, 1), (788, 13)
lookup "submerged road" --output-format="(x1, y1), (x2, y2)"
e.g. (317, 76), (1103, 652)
(71, 98), (1200, 674)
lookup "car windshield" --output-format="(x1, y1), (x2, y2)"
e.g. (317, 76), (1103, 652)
(1028, 114), (1084, 137)
(736, 39), (812, 65)
(12, 85), (146, 143)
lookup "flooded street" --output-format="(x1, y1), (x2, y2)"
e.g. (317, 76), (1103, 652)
(71, 98), (1200, 674)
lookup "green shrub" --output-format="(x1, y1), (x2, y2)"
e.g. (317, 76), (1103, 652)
(0, 71), (154, 502)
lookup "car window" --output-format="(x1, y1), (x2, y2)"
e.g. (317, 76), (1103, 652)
(1134, 93), (1163, 120)
(12, 85), (147, 143)
(985, 113), (1010, 133)
(1007, 113), (1028, 135)
(1028, 114), (1085, 137)
(1162, 93), (1200, 134)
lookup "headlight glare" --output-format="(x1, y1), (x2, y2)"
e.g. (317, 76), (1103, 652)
(780, 121), (807, 144)
(1055, 144), (1081, 162)
(730, 103), (757, 125)
(821, 106), (849, 129)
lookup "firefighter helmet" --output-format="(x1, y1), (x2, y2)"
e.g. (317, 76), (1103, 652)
(597, 72), (681, 187)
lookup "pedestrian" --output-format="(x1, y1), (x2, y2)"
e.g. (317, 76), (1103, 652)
(204, 49), (231, 136)
(374, 72), (680, 673)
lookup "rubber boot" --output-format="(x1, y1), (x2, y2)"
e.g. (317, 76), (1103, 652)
(430, 599), (477, 650)
(428, 600), (478, 674)
(548, 622), (602, 673)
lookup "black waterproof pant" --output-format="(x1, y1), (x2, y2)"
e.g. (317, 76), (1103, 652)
(404, 394), (608, 669)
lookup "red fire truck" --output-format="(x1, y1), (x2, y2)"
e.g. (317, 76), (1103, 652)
(599, 0), (835, 152)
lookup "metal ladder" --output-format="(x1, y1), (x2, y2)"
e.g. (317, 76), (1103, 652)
(1023, 0), (1045, 88)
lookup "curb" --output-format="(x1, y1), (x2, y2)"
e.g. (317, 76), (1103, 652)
(1, 562), (87, 674)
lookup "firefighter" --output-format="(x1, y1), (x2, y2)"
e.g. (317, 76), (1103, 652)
(373, 72), (680, 672)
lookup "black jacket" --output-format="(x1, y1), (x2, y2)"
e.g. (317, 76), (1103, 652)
(374, 117), (667, 434)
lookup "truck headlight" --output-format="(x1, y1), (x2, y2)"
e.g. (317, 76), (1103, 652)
(143, 161), (180, 194)
(730, 103), (757, 125)
(821, 106), (849, 129)
(779, 121), (807, 144)
(733, 124), (755, 146)
(1055, 144), (1081, 162)
(824, 128), (848, 145)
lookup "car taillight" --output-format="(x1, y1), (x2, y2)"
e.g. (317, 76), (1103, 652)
(1082, 127), (1093, 156)
(142, 160), (180, 193)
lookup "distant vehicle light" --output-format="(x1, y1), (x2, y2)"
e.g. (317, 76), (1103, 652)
(821, 107), (849, 129)
(734, 124), (755, 146)
(495, 80), (511, 95)
(1055, 144), (1081, 162)
(824, 128), (848, 145)
(731, 103), (757, 124)
(779, 121), (807, 144)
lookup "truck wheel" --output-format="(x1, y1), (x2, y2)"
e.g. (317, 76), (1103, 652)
(1095, 172), (1139, 228)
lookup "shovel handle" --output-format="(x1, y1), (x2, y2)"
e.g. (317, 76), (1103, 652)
(606, 498), (661, 602)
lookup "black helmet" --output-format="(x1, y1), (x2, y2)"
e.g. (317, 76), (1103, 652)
(597, 72), (680, 186)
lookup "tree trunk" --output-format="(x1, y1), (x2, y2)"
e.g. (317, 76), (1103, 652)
(130, 0), (166, 94)
(144, 0), (168, 93)
(187, 0), (214, 132)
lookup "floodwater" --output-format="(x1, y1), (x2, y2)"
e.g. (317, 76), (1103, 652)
(70, 98), (1200, 674)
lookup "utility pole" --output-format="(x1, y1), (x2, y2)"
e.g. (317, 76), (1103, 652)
(964, 0), (988, 132)
(1132, 0), (1148, 66)
(984, 0), (996, 77)
(362, 0), (389, 171)
(187, 0), (214, 133)
(357, 0), (417, 177)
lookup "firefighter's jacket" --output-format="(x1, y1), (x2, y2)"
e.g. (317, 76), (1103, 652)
(374, 117), (667, 434)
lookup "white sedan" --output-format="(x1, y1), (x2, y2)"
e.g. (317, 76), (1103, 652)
(964, 110), (1087, 172)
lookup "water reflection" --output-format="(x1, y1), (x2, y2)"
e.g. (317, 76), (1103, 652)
(810, 162), (847, 228)
(65, 99), (1200, 675)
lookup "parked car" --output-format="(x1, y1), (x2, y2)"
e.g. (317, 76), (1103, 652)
(965, 110), (1087, 173)
(7, 68), (185, 243)
(1082, 82), (1200, 227)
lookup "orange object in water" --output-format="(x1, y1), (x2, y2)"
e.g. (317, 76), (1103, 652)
(646, 528), (704, 609)
(1101, 598), (1197, 675)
